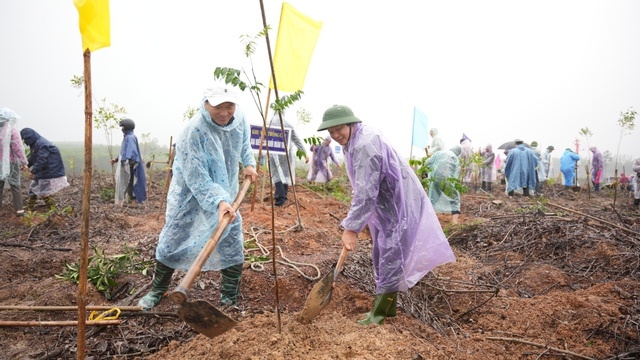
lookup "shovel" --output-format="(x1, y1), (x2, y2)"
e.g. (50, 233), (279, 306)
(297, 247), (348, 324)
(168, 177), (252, 338)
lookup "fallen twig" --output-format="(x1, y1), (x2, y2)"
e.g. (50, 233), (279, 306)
(547, 202), (640, 239)
(0, 243), (72, 252)
(485, 336), (593, 359)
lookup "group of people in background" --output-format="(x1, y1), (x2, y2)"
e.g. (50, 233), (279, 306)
(416, 129), (640, 225)
(2, 94), (639, 329)
(0, 107), (147, 218)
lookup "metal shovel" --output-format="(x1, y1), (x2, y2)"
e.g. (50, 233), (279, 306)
(168, 177), (251, 338)
(297, 247), (348, 324)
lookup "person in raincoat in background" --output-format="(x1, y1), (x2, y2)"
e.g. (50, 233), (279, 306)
(0, 108), (28, 217)
(633, 157), (640, 206)
(426, 145), (462, 223)
(308, 135), (341, 183)
(267, 111), (309, 206)
(540, 145), (554, 186)
(19, 128), (69, 211)
(560, 148), (580, 187)
(426, 128), (445, 156)
(459, 135), (474, 187)
(529, 141), (543, 196)
(590, 146), (604, 191)
(504, 139), (539, 196)
(137, 85), (258, 310)
(110, 118), (146, 206)
(479, 143), (495, 192)
(317, 105), (456, 325)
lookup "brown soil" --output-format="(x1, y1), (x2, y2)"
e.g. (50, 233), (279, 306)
(1, 169), (639, 360)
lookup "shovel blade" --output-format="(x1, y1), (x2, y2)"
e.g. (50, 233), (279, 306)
(297, 270), (335, 324)
(177, 300), (238, 338)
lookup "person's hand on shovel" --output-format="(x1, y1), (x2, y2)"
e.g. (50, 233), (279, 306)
(218, 201), (236, 223)
(342, 229), (358, 251)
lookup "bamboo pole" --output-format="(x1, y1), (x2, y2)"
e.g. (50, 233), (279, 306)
(251, 89), (271, 211)
(0, 320), (121, 327)
(157, 136), (174, 220)
(259, 0), (282, 334)
(78, 48), (93, 360)
(0, 306), (142, 311)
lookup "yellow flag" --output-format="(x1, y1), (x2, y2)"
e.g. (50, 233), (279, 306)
(74, 0), (110, 52)
(270, 3), (322, 92)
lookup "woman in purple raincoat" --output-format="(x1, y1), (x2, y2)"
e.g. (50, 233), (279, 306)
(308, 135), (341, 183)
(317, 105), (456, 325)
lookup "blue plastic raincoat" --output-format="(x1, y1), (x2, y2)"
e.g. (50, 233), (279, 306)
(341, 123), (455, 294)
(560, 149), (580, 186)
(426, 147), (461, 213)
(504, 144), (539, 191)
(156, 102), (256, 271)
(115, 130), (146, 204)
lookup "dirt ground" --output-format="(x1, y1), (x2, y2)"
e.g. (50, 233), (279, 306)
(1, 168), (639, 360)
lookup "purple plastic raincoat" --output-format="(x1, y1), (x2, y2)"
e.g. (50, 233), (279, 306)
(590, 147), (604, 185)
(309, 136), (339, 183)
(341, 123), (456, 294)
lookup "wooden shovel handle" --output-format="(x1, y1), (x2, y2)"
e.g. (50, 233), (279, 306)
(170, 177), (252, 305)
(332, 247), (348, 280)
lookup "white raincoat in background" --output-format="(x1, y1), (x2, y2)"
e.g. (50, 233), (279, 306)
(268, 113), (306, 186)
(156, 103), (256, 271)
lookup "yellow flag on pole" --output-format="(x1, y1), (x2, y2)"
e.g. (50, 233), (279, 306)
(74, 0), (111, 52)
(270, 2), (322, 92)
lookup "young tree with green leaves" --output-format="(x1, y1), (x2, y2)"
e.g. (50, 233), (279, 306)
(613, 107), (636, 207)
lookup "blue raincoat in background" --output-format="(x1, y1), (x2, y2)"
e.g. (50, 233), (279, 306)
(341, 123), (455, 294)
(560, 149), (580, 186)
(504, 144), (539, 191)
(20, 128), (66, 180)
(426, 147), (461, 213)
(115, 129), (146, 204)
(156, 102), (256, 271)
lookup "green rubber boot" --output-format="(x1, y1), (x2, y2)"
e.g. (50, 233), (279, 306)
(43, 196), (57, 210)
(137, 261), (175, 311)
(26, 195), (37, 211)
(387, 292), (398, 317)
(357, 292), (397, 325)
(220, 263), (243, 306)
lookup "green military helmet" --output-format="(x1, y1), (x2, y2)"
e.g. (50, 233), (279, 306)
(531, 141), (538, 147)
(317, 105), (362, 131)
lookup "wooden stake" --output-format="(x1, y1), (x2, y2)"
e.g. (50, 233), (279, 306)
(157, 136), (174, 220)
(78, 48), (93, 360)
(0, 320), (121, 327)
(0, 306), (142, 312)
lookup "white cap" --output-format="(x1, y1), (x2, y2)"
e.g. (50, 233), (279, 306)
(203, 86), (238, 106)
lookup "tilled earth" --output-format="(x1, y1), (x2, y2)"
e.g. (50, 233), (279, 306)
(1, 169), (639, 359)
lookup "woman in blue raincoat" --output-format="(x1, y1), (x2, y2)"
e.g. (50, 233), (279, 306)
(138, 85), (257, 310)
(19, 128), (69, 211)
(560, 148), (580, 187)
(317, 105), (455, 325)
(110, 118), (146, 206)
